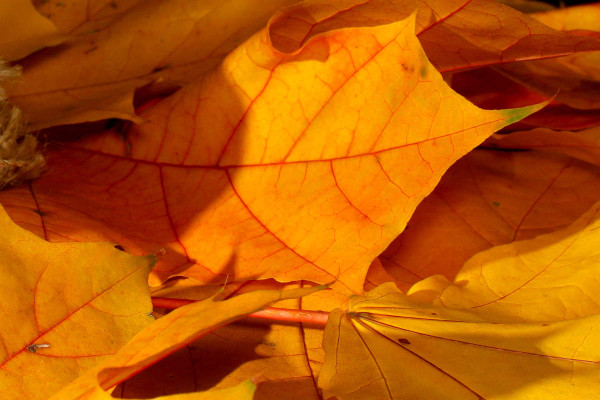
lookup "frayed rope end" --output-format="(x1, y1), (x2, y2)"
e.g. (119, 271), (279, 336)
(0, 60), (45, 190)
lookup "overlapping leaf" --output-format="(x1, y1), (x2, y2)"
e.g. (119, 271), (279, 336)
(410, 202), (600, 320)
(118, 283), (347, 400)
(35, 0), (145, 36)
(4, 2), (600, 399)
(486, 125), (600, 166)
(496, 3), (600, 110)
(51, 286), (321, 399)
(269, 0), (600, 73)
(1, 10), (543, 293)
(319, 202), (600, 399)
(0, 0), (63, 61)
(0, 205), (155, 399)
(8, 0), (599, 130)
(450, 67), (600, 131)
(5, 0), (300, 129)
(496, 0), (555, 13)
(379, 145), (600, 289)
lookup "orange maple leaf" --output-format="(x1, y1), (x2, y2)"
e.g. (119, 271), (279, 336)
(0, 11), (544, 295)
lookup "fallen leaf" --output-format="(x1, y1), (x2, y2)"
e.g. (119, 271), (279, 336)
(495, 0), (556, 13)
(3, 2), (600, 398)
(320, 203), (600, 398)
(5, 0), (299, 129)
(150, 277), (249, 303)
(116, 282), (346, 400)
(34, 0), (145, 36)
(408, 200), (600, 320)
(485, 125), (600, 166)
(1, 11), (543, 294)
(380, 146), (600, 288)
(51, 286), (322, 398)
(496, 56), (600, 110)
(495, 3), (600, 110)
(0, 0), (64, 61)
(532, 2), (600, 33)
(0, 204), (155, 400)
(449, 67), (600, 131)
(9, 0), (598, 130)
(269, 0), (600, 73)
(364, 257), (401, 291)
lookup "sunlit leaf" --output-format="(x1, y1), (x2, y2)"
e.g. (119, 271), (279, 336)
(532, 2), (600, 31)
(5, 0), (299, 129)
(5, 2), (600, 398)
(408, 201), (600, 319)
(320, 203), (600, 399)
(269, 0), (600, 73)
(380, 146), (600, 289)
(118, 283), (346, 400)
(0, 205), (155, 399)
(0, 10), (543, 294)
(51, 286), (322, 398)
(9, 0), (597, 130)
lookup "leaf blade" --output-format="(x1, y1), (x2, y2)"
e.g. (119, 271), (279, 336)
(0, 205), (154, 399)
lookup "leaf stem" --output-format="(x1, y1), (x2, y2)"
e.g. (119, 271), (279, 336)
(151, 297), (329, 327)
(249, 307), (329, 326)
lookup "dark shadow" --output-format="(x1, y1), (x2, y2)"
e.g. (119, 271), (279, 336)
(112, 319), (271, 398)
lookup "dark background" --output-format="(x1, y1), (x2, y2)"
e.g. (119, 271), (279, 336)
(542, 0), (598, 5)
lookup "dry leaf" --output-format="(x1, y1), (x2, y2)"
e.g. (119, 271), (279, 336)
(1, 11), (543, 294)
(3, 2), (600, 398)
(0, 204), (155, 399)
(496, 3), (600, 110)
(0, 0), (63, 61)
(116, 282), (346, 400)
(92, 380), (255, 400)
(51, 286), (322, 398)
(270, 0), (600, 73)
(495, 0), (556, 13)
(486, 125), (600, 166)
(34, 0), (145, 36)
(8, 0), (598, 130)
(380, 146), (600, 288)
(449, 67), (600, 131)
(320, 203), (600, 398)
(5, 0), (300, 129)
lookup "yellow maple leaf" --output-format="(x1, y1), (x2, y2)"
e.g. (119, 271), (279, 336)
(0, 205), (155, 399)
(320, 202), (600, 399)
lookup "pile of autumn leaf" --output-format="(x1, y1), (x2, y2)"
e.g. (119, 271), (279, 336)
(2, 0), (600, 399)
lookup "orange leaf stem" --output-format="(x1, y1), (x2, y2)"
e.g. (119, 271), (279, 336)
(151, 297), (329, 327)
(249, 307), (329, 326)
